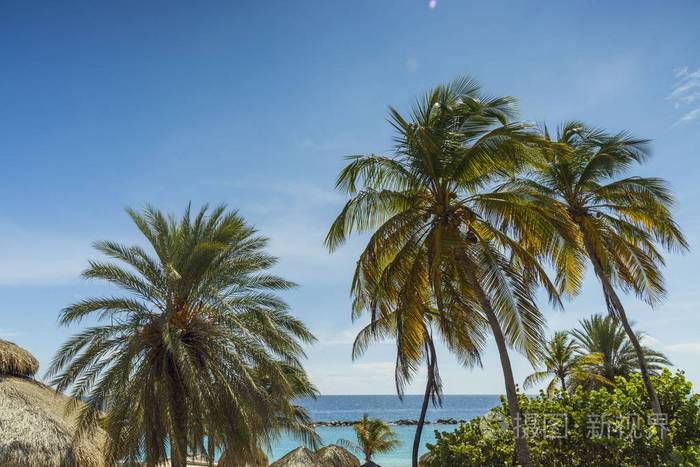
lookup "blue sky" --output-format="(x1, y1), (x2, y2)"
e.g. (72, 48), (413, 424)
(1, 1), (699, 395)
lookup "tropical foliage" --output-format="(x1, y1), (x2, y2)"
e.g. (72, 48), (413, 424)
(523, 331), (601, 396)
(423, 370), (700, 467)
(47, 205), (318, 467)
(505, 122), (688, 422)
(339, 414), (402, 464)
(327, 76), (575, 466)
(39, 75), (692, 467)
(570, 314), (671, 389)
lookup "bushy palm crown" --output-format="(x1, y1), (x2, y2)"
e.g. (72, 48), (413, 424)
(47, 205), (318, 465)
(507, 122), (688, 308)
(326, 77), (571, 390)
(348, 414), (402, 462)
(524, 331), (589, 396)
(570, 314), (670, 387)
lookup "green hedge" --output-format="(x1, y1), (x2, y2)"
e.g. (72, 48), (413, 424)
(423, 370), (700, 466)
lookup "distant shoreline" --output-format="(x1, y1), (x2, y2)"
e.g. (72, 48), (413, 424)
(314, 417), (468, 427)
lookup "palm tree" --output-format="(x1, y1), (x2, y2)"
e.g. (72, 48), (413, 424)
(340, 414), (401, 465)
(523, 331), (597, 396)
(46, 205), (318, 467)
(326, 76), (573, 466)
(352, 306), (484, 467)
(570, 314), (670, 388)
(507, 122), (687, 432)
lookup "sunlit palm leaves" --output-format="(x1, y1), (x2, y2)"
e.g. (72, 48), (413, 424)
(524, 330), (609, 396)
(570, 314), (670, 389)
(339, 414), (402, 463)
(47, 205), (318, 466)
(507, 121), (687, 426)
(327, 76), (575, 466)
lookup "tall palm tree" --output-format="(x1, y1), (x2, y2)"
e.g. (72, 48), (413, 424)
(326, 76), (573, 466)
(340, 414), (401, 465)
(570, 314), (670, 388)
(523, 331), (600, 397)
(507, 122), (687, 432)
(46, 205), (318, 467)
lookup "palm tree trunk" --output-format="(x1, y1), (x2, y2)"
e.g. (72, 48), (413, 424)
(207, 436), (215, 467)
(412, 333), (438, 467)
(560, 375), (567, 393)
(472, 278), (532, 467)
(171, 388), (189, 467)
(580, 231), (665, 439)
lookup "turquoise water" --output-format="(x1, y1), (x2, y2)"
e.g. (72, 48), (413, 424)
(268, 395), (501, 466)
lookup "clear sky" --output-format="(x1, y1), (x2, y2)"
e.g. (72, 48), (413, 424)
(2, 1), (699, 395)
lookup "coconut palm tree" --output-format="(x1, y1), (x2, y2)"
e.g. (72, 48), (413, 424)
(340, 414), (401, 465)
(506, 122), (687, 432)
(326, 76), (574, 466)
(524, 331), (605, 396)
(46, 205), (318, 467)
(570, 314), (670, 388)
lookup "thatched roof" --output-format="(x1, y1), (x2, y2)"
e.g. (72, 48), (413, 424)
(269, 446), (316, 467)
(314, 445), (360, 467)
(0, 341), (106, 467)
(218, 446), (268, 467)
(0, 339), (39, 377)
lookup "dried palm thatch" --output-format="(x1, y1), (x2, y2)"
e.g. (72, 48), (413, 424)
(0, 339), (39, 377)
(269, 446), (316, 466)
(0, 341), (106, 467)
(313, 445), (360, 467)
(218, 446), (268, 467)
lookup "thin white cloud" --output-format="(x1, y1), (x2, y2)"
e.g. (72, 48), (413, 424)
(664, 342), (700, 355)
(210, 178), (361, 286)
(308, 361), (420, 394)
(679, 107), (700, 123)
(668, 67), (700, 124)
(0, 221), (94, 285)
(314, 321), (397, 347)
(641, 334), (661, 347)
(0, 328), (24, 338)
(316, 328), (362, 346)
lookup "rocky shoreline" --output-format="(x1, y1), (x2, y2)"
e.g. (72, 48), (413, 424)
(314, 418), (467, 427)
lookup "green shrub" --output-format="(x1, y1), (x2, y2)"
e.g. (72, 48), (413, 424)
(423, 370), (700, 466)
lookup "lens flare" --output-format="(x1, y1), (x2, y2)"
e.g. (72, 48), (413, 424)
(429, 0), (437, 9)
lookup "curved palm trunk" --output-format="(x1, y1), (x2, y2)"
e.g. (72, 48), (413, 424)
(472, 279), (532, 467)
(559, 374), (567, 393)
(412, 334), (438, 467)
(580, 231), (665, 439)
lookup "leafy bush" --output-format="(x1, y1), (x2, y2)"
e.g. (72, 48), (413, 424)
(423, 370), (700, 466)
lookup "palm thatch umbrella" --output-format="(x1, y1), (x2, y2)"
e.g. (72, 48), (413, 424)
(0, 339), (106, 467)
(314, 445), (360, 467)
(269, 446), (316, 467)
(218, 446), (268, 467)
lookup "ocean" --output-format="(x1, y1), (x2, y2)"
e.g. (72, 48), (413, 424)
(268, 394), (501, 466)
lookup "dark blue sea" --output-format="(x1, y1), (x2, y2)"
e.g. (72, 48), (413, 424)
(269, 395), (501, 466)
